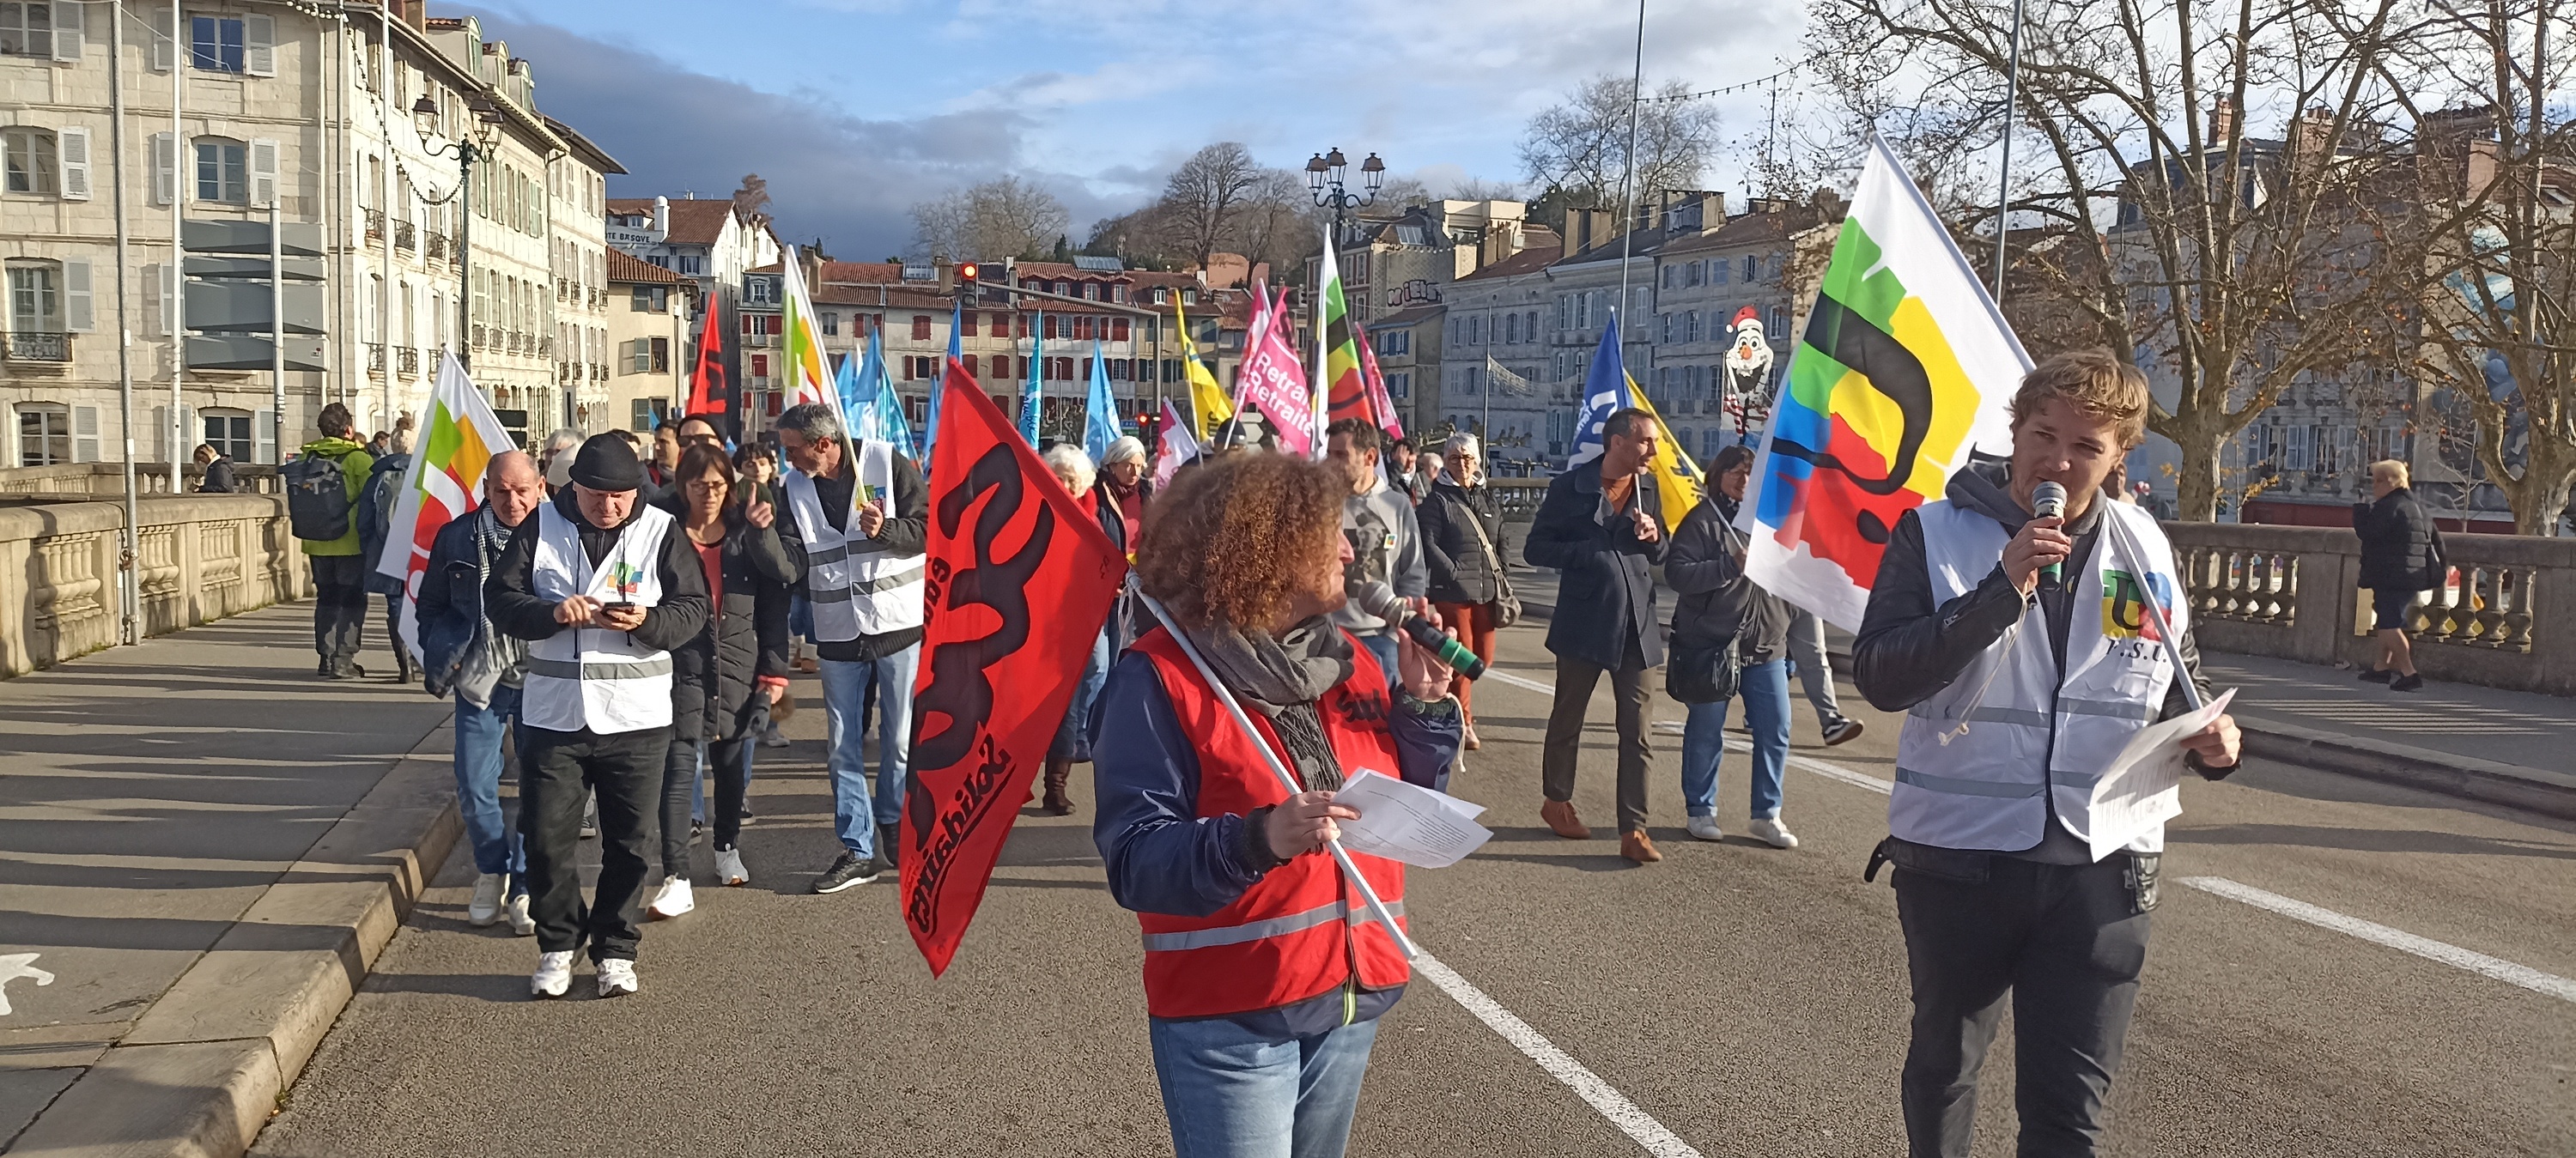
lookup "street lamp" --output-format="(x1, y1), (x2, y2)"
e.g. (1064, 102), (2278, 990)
(1306, 147), (1385, 246)
(413, 94), (502, 371)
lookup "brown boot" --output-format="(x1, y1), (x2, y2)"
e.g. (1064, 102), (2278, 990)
(1621, 830), (1662, 864)
(1540, 799), (1590, 840)
(1462, 719), (1481, 751)
(1042, 761), (1075, 815)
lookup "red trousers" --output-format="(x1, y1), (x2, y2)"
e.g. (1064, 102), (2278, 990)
(1434, 601), (1499, 723)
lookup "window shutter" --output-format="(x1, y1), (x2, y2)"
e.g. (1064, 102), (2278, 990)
(149, 7), (173, 70)
(250, 138), (278, 206)
(243, 15), (274, 76)
(73, 406), (100, 464)
(254, 409), (276, 464)
(57, 127), (89, 199)
(149, 132), (175, 205)
(64, 260), (94, 332)
(143, 263), (168, 336)
(51, 1), (83, 62)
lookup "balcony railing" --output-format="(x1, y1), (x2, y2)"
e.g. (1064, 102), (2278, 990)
(365, 209), (385, 238)
(472, 324), (487, 349)
(366, 343), (386, 372)
(3, 332), (70, 362)
(394, 221), (416, 251)
(592, 363), (606, 381)
(425, 233), (447, 260)
(398, 347), (419, 376)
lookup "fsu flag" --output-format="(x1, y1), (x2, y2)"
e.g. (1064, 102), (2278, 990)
(683, 294), (732, 426)
(902, 358), (1130, 976)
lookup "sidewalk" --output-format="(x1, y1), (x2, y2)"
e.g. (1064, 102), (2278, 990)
(0, 603), (458, 1156)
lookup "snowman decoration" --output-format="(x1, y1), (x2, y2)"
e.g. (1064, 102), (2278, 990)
(1722, 306), (1776, 439)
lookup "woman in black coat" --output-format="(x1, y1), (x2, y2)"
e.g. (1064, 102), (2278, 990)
(650, 443), (798, 918)
(2353, 458), (2440, 691)
(1414, 433), (1506, 749)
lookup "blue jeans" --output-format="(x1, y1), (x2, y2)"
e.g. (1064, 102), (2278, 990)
(453, 682), (528, 895)
(1149, 1015), (1382, 1158)
(1680, 658), (1790, 820)
(1358, 630), (1400, 688)
(820, 645), (917, 859)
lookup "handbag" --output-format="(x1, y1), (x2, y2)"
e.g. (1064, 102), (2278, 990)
(1666, 519), (1754, 706)
(1458, 494), (1522, 628)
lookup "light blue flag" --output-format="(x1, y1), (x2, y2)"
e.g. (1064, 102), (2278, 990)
(833, 345), (870, 439)
(925, 301), (958, 464)
(1565, 310), (1631, 467)
(865, 329), (914, 456)
(1020, 312), (1045, 446)
(1083, 341), (1121, 464)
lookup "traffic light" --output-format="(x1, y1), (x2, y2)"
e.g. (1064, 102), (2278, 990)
(957, 262), (979, 302)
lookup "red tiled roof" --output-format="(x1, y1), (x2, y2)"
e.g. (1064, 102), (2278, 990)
(605, 197), (741, 246)
(605, 248), (680, 285)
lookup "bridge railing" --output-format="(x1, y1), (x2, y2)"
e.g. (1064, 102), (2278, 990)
(0, 463), (285, 496)
(0, 494), (309, 678)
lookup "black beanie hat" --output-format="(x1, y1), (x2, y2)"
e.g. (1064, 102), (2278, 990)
(569, 433), (646, 492)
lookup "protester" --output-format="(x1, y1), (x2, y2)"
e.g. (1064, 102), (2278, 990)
(538, 427), (584, 494)
(1423, 451), (1448, 490)
(417, 450), (544, 937)
(1415, 433), (1506, 753)
(193, 444), (237, 494)
(1323, 420), (1429, 681)
(734, 440), (779, 504)
(1388, 437), (1430, 505)
(1039, 445), (1125, 816)
(1523, 409), (1668, 863)
(1853, 350), (2239, 1156)
(2103, 460), (2136, 505)
(485, 433), (709, 998)
(645, 423), (683, 505)
(1094, 452), (1459, 1158)
(1667, 445), (1797, 847)
(650, 443), (794, 916)
(773, 403), (928, 893)
(368, 430), (392, 458)
(1100, 435), (1151, 551)
(290, 403), (376, 680)
(2354, 458), (2439, 693)
(1784, 609), (1863, 746)
(734, 439), (797, 747)
(357, 422), (419, 683)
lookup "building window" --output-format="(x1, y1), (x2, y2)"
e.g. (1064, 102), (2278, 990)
(15, 402), (68, 465)
(8, 260), (63, 336)
(750, 354), (769, 379)
(822, 310), (838, 336)
(629, 284), (667, 312)
(1769, 306), (1789, 336)
(189, 14), (273, 75)
(910, 314), (932, 341)
(1, 3), (57, 58)
(201, 408), (253, 462)
(745, 276), (775, 306)
(3, 127), (56, 195)
(963, 354), (979, 377)
(1112, 317), (1130, 342)
(195, 137), (247, 203)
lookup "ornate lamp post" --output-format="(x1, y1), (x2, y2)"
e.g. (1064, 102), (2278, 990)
(1304, 148), (1385, 246)
(412, 94), (503, 372)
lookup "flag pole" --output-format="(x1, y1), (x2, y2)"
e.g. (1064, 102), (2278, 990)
(1135, 590), (1419, 961)
(1990, 0), (2025, 302)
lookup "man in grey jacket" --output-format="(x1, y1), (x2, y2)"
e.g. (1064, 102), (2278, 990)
(1326, 419), (1429, 682)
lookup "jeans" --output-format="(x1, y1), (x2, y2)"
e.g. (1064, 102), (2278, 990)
(451, 682), (527, 895)
(1050, 628), (1113, 762)
(308, 555), (368, 667)
(1358, 631), (1400, 689)
(1149, 1015), (1382, 1158)
(820, 645), (918, 860)
(664, 704), (764, 872)
(519, 725), (669, 961)
(1680, 658), (1790, 820)
(1784, 608), (1846, 727)
(1540, 644), (1654, 833)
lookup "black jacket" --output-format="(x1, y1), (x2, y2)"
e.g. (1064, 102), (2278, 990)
(357, 452), (413, 596)
(777, 444), (930, 663)
(197, 457), (237, 494)
(1418, 480), (1505, 606)
(2354, 488), (2441, 591)
(417, 508), (524, 698)
(484, 488), (712, 677)
(671, 512), (797, 744)
(1666, 496), (1788, 661)
(1522, 466), (1668, 669)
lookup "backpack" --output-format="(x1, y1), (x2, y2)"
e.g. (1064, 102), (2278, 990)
(284, 452), (353, 541)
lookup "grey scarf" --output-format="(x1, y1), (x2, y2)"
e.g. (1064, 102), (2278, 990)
(1185, 616), (1352, 791)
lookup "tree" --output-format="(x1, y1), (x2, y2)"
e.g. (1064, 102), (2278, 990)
(908, 177), (1070, 262)
(1447, 177), (1524, 202)
(732, 174), (771, 223)
(1517, 76), (1722, 214)
(1157, 142), (1267, 270)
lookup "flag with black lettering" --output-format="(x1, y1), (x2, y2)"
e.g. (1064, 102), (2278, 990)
(902, 357), (1129, 976)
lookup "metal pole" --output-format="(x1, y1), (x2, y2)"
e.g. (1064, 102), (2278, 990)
(1991, 0), (2025, 302)
(168, 0), (183, 488)
(112, 0), (140, 645)
(1613, 0), (1646, 354)
(270, 202), (284, 475)
(458, 144), (473, 371)
(376, 5), (392, 433)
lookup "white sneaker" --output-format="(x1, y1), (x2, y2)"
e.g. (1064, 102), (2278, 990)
(646, 875), (695, 919)
(1686, 815), (1724, 842)
(468, 872), (505, 926)
(505, 893), (535, 937)
(595, 958), (638, 998)
(531, 950), (574, 998)
(714, 846), (750, 887)
(1747, 816), (1800, 849)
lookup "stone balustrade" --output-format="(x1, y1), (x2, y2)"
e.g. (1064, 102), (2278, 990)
(0, 462), (283, 496)
(0, 494), (310, 678)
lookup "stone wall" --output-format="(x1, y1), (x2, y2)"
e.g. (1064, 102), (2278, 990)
(0, 495), (310, 678)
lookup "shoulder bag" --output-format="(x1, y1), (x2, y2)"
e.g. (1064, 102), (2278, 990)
(1666, 520), (1753, 706)
(1459, 493), (1522, 628)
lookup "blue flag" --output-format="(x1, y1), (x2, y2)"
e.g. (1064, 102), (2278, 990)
(1020, 312), (1045, 446)
(1083, 341), (1121, 464)
(860, 330), (914, 454)
(1565, 310), (1630, 466)
(832, 344), (867, 433)
(925, 301), (959, 464)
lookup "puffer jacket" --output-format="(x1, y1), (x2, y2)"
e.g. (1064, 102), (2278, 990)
(1666, 496), (1788, 662)
(2353, 488), (2442, 591)
(671, 509), (798, 745)
(1419, 480), (1504, 606)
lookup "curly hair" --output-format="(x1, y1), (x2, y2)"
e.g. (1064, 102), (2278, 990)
(1136, 452), (1344, 633)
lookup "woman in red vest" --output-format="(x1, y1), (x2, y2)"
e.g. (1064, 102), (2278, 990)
(1094, 452), (1461, 1158)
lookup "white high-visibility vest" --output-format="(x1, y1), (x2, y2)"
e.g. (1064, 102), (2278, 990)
(782, 443), (924, 643)
(1889, 498), (2186, 857)
(522, 501), (677, 735)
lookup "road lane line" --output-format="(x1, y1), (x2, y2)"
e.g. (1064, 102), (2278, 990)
(2178, 876), (2576, 1004)
(1484, 669), (1556, 695)
(1414, 955), (1705, 1158)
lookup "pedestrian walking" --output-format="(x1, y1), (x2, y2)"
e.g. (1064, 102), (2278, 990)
(1323, 420), (1429, 682)
(485, 434), (710, 999)
(650, 443), (795, 916)
(1038, 446), (1127, 816)
(1853, 350), (2240, 1157)
(192, 444), (237, 494)
(357, 421), (418, 683)
(1783, 609), (1864, 746)
(1666, 445), (1797, 848)
(1522, 409), (1668, 863)
(2354, 459), (2440, 693)
(773, 403), (928, 893)
(1415, 433), (1510, 753)
(1095, 452), (1459, 1158)
(417, 450), (545, 937)
(285, 403), (376, 680)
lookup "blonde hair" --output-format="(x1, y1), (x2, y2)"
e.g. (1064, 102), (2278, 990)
(2371, 458), (2409, 488)
(2010, 349), (2151, 449)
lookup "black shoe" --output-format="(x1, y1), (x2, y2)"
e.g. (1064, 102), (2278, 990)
(875, 823), (902, 871)
(317, 659), (334, 678)
(2359, 669), (2394, 684)
(327, 661), (366, 680)
(1822, 717), (1865, 746)
(2390, 674), (2425, 693)
(738, 800), (755, 822)
(690, 818), (704, 843)
(812, 851), (880, 894)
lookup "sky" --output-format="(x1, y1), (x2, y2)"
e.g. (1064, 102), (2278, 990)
(453, 0), (1807, 261)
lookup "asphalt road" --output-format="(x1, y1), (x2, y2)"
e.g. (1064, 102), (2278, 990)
(250, 620), (2576, 1157)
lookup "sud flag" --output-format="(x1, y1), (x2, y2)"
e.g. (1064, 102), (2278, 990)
(1082, 341), (1121, 464)
(780, 248), (837, 411)
(374, 351), (516, 659)
(902, 360), (1130, 977)
(1739, 136), (2027, 631)
(1020, 313), (1046, 446)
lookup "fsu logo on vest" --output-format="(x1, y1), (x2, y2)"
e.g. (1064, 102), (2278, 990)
(2101, 569), (2175, 641)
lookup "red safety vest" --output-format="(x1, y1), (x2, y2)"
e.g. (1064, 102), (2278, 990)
(1131, 626), (1413, 1020)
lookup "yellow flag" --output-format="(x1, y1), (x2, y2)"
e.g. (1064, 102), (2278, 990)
(1626, 373), (1704, 532)
(1177, 298), (1232, 440)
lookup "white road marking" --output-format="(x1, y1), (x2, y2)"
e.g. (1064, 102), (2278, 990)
(1483, 669), (1556, 695)
(2178, 876), (2576, 1004)
(0, 953), (56, 1016)
(1415, 954), (1704, 1158)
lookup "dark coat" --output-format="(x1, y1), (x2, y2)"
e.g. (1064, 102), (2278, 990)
(196, 456), (237, 494)
(1666, 497), (1788, 662)
(357, 452), (412, 596)
(416, 510), (508, 698)
(671, 511), (797, 744)
(1522, 466), (1667, 669)
(2354, 488), (2442, 591)
(1418, 480), (1504, 606)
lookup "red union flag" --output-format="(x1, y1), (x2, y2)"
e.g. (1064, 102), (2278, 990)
(902, 358), (1129, 976)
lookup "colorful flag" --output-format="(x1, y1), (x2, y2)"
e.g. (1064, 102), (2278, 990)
(1234, 294), (1314, 457)
(1083, 341), (1121, 464)
(1176, 297), (1231, 440)
(902, 361), (1130, 977)
(1317, 233), (1366, 440)
(1152, 399), (1199, 489)
(1353, 318), (1404, 440)
(779, 249), (835, 412)
(1741, 136), (2027, 631)
(1020, 312), (1045, 446)
(683, 294), (732, 431)
(1564, 311), (1631, 466)
(375, 351), (516, 659)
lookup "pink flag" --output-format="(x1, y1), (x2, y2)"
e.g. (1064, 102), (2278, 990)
(1354, 318), (1404, 440)
(1153, 401), (1199, 489)
(1236, 309), (1313, 456)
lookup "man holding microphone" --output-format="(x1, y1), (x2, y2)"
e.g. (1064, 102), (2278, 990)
(1853, 350), (2240, 1157)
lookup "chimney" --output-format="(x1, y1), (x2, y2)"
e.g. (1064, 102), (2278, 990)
(1698, 191), (1728, 235)
(2208, 97), (2236, 142)
(1563, 207), (1618, 253)
(651, 195), (669, 239)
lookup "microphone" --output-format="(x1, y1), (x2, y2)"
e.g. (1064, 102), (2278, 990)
(2032, 481), (2068, 588)
(1350, 581), (1489, 682)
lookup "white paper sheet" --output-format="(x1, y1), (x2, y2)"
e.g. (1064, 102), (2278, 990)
(1331, 769), (1493, 869)
(2086, 689), (2234, 862)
